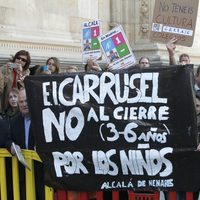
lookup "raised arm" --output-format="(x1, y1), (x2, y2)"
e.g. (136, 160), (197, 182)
(166, 37), (178, 65)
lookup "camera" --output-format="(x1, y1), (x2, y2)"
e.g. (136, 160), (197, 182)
(11, 63), (18, 68)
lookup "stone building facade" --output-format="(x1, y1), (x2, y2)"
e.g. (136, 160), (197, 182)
(0, 0), (200, 70)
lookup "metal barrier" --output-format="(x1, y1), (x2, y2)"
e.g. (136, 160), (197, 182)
(55, 190), (195, 200)
(128, 191), (160, 200)
(0, 148), (195, 200)
(0, 148), (54, 200)
(54, 190), (160, 200)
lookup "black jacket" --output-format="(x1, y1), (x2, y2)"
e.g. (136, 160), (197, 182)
(6, 113), (44, 200)
(0, 118), (9, 148)
(6, 113), (34, 150)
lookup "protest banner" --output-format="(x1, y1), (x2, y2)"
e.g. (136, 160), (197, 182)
(25, 65), (200, 191)
(82, 20), (102, 63)
(151, 0), (199, 47)
(98, 25), (137, 70)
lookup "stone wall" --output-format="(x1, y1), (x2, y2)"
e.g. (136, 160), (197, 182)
(0, 0), (200, 69)
(0, 0), (110, 69)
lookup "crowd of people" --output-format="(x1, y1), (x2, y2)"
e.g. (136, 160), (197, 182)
(0, 37), (200, 200)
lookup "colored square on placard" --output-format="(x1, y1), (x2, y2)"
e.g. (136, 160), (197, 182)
(111, 32), (125, 47)
(83, 28), (91, 40)
(107, 49), (119, 62)
(91, 26), (100, 38)
(83, 39), (92, 51)
(91, 38), (100, 50)
(101, 38), (115, 53)
(116, 43), (130, 58)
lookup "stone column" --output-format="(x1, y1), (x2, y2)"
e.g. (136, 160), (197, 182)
(109, 0), (161, 64)
(110, 0), (122, 28)
(127, 0), (162, 64)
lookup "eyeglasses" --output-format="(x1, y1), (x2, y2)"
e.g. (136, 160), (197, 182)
(16, 56), (27, 62)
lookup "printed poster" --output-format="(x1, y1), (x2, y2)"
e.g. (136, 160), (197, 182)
(82, 20), (102, 63)
(98, 25), (137, 70)
(151, 0), (199, 47)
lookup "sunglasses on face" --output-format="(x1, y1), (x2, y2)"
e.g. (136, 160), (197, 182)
(16, 56), (27, 62)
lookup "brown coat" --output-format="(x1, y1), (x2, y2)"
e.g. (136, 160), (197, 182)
(0, 65), (29, 112)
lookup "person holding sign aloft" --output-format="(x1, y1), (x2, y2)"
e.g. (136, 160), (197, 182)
(166, 37), (190, 66)
(85, 58), (102, 72)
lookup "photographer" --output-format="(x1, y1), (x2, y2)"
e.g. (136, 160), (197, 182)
(0, 50), (31, 114)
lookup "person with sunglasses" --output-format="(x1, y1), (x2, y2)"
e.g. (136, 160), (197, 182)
(0, 50), (31, 114)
